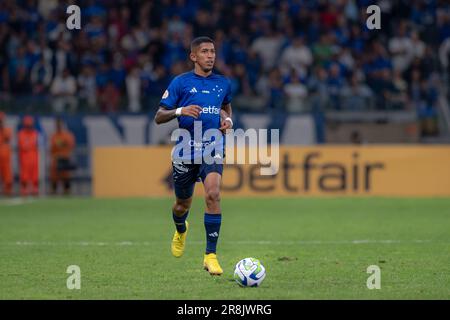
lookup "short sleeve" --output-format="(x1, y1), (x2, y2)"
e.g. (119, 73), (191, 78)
(222, 79), (232, 105)
(159, 77), (180, 109)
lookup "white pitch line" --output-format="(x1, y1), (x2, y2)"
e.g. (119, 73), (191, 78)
(0, 198), (35, 206)
(1, 239), (436, 247)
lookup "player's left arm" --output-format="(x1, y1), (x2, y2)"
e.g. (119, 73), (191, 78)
(220, 78), (233, 132)
(219, 103), (233, 132)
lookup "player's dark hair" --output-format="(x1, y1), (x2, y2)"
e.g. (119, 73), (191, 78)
(190, 36), (214, 52)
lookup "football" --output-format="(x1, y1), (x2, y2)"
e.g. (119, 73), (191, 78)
(233, 258), (266, 287)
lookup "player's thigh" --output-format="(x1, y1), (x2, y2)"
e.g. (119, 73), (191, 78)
(172, 161), (199, 200)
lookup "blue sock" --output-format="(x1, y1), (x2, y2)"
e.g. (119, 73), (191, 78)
(204, 213), (222, 254)
(173, 211), (189, 233)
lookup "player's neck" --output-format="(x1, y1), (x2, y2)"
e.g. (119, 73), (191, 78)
(193, 66), (212, 78)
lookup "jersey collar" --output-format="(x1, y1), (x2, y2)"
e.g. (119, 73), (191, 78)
(191, 70), (215, 78)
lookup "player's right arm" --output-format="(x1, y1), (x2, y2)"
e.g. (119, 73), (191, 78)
(154, 105), (203, 124)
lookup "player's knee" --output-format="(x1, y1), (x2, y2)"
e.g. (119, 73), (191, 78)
(205, 189), (220, 205)
(173, 202), (190, 215)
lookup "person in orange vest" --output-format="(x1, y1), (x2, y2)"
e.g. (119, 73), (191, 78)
(50, 117), (75, 195)
(0, 111), (13, 196)
(18, 115), (39, 196)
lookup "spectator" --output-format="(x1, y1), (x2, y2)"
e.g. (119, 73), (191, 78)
(229, 63), (250, 97)
(98, 80), (120, 113)
(389, 22), (414, 72)
(409, 69), (423, 109)
(283, 70), (308, 112)
(267, 68), (285, 110)
(251, 23), (285, 72)
(308, 66), (330, 111)
(126, 67), (142, 113)
(30, 56), (53, 95)
(312, 33), (336, 67)
(280, 35), (313, 78)
(327, 63), (346, 110)
(341, 73), (373, 111)
(50, 68), (77, 113)
(77, 65), (97, 111)
(375, 69), (407, 110)
(410, 31), (426, 60)
(11, 65), (32, 94)
(53, 40), (75, 76)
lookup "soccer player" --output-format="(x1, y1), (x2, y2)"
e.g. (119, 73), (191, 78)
(18, 116), (39, 196)
(50, 117), (75, 195)
(154, 37), (233, 275)
(0, 112), (13, 196)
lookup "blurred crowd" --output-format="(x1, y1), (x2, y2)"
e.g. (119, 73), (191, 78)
(0, 0), (449, 115)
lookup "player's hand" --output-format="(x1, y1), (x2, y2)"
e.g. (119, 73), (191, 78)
(181, 105), (202, 118)
(219, 118), (233, 133)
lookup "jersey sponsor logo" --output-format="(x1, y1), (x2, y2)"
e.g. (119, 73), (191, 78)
(162, 90), (169, 99)
(188, 140), (217, 148)
(201, 105), (220, 114)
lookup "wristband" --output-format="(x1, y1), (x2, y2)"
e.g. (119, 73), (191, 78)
(225, 117), (233, 127)
(175, 107), (182, 117)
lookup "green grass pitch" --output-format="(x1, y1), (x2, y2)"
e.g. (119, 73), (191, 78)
(0, 197), (449, 299)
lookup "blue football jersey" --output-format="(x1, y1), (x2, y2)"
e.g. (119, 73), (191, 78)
(159, 70), (232, 162)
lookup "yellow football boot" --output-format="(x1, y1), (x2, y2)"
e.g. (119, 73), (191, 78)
(203, 253), (223, 275)
(171, 221), (188, 258)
